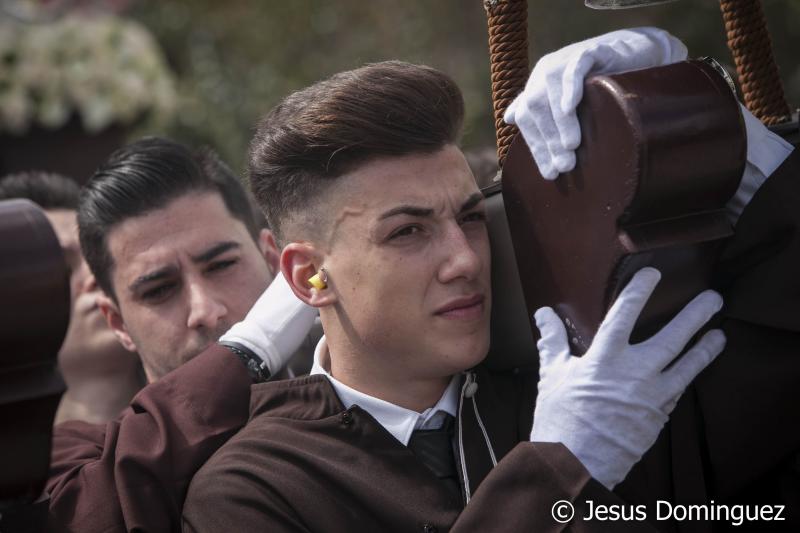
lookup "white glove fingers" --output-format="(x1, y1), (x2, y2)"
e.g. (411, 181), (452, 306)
(603, 29), (686, 71)
(593, 267), (661, 349)
(660, 329), (725, 409)
(671, 38), (689, 62)
(534, 306), (571, 366)
(552, 150), (576, 175)
(644, 290), (723, 366)
(516, 111), (558, 180)
(636, 27), (688, 63)
(559, 50), (595, 119)
(543, 69), (581, 162)
(528, 86), (570, 175)
(503, 97), (520, 125)
(545, 108), (578, 174)
(513, 26), (692, 184)
(533, 112), (564, 163)
(661, 394), (680, 416)
(553, 107), (582, 155)
(561, 26), (689, 119)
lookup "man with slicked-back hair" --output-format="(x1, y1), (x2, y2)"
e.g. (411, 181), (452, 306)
(46, 138), (318, 532)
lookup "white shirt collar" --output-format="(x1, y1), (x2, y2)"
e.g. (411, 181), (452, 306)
(727, 107), (795, 223)
(310, 336), (460, 446)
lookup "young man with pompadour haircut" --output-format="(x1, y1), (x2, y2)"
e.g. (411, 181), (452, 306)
(182, 59), (725, 532)
(46, 31), (679, 529)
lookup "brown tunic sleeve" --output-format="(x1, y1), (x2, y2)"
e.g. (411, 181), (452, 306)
(47, 344), (252, 533)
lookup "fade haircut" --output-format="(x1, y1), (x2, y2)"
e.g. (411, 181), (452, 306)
(248, 60), (464, 243)
(78, 137), (260, 299)
(0, 171), (80, 209)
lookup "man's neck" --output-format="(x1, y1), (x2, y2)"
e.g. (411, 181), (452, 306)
(331, 359), (451, 413)
(319, 335), (452, 413)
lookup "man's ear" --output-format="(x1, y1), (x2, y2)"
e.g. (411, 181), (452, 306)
(281, 242), (336, 308)
(97, 293), (138, 353)
(257, 229), (281, 277)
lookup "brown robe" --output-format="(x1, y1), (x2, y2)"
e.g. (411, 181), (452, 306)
(182, 367), (655, 533)
(616, 148), (800, 532)
(46, 344), (251, 532)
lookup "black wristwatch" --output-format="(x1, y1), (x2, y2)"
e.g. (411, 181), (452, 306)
(220, 341), (273, 383)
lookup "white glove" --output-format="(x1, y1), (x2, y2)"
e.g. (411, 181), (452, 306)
(504, 27), (687, 179)
(530, 267), (725, 489)
(725, 103), (794, 224)
(219, 272), (317, 374)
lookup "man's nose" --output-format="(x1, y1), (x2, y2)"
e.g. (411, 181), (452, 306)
(437, 224), (484, 284)
(186, 281), (228, 330)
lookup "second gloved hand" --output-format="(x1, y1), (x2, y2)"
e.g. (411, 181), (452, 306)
(504, 27), (687, 179)
(219, 272), (317, 375)
(530, 267), (725, 489)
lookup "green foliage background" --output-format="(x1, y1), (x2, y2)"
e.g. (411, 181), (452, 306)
(130, 1), (800, 174)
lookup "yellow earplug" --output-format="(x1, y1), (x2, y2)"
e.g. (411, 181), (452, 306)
(308, 268), (328, 290)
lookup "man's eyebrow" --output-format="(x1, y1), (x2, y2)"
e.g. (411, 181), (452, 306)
(128, 242), (240, 294)
(190, 241), (240, 263)
(129, 265), (177, 293)
(459, 192), (485, 214)
(378, 192), (485, 221)
(378, 205), (434, 220)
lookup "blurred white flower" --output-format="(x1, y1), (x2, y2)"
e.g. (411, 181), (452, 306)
(0, 86), (32, 134)
(0, 14), (176, 134)
(38, 91), (70, 128)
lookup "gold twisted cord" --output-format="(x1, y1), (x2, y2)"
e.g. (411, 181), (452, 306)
(719, 0), (791, 126)
(484, 0), (529, 166)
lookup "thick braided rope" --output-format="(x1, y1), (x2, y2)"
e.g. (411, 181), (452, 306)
(484, 0), (529, 167)
(719, 0), (791, 125)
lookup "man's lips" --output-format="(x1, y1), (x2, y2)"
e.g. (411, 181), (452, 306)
(434, 294), (485, 319)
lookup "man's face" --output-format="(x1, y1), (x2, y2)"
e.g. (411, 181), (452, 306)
(101, 191), (273, 381)
(317, 144), (491, 383)
(45, 209), (132, 375)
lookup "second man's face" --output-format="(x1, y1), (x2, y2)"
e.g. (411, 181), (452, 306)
(101, 191), (274, 381)
(317, 144), (492, 383)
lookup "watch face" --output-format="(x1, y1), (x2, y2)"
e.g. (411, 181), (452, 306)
(224, 343), (271, 383)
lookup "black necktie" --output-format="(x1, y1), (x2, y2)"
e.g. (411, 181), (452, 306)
(407, 414), (461, 498)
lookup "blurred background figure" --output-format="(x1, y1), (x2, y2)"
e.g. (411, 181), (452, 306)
(0, 172), (144, 424)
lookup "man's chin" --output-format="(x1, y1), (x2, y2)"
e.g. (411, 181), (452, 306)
(438, 337), (490, 374)
(181, 327), (231, 366)
(179, 346), (208, 366)
(467, 345), (490, 368)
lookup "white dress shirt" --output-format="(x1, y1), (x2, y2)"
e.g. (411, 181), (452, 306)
(310, 337), (460, 446)
(727, 105), (795, 223)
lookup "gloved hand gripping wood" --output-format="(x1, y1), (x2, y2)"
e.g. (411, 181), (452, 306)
(530, 267), (725, 489)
